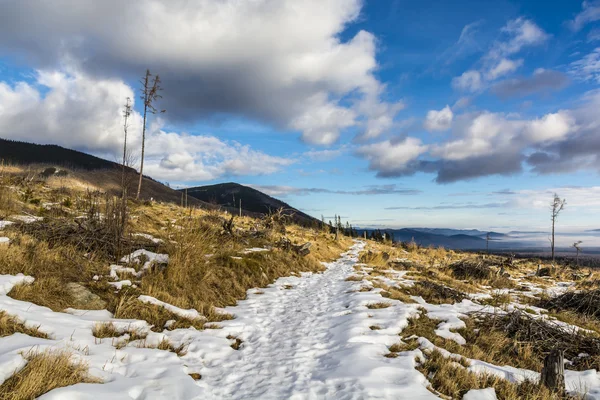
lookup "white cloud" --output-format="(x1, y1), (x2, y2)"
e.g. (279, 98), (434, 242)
(452, 70), (483, 92)
(0, 69), (139, 154)
(0, 69), (294, 184)
(452, 18), (548, 92)
(492, 18), (549, 57)
(424, 105), (453, 132)
(0, 0), (401, 145)
(356, 138), (428, 177)
(486, 58), (524, 80)
(570, 47), (600, 83)
(569, 1), (600, 31)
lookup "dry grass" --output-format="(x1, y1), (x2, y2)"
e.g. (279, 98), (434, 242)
(0, 350), (100, 400)
(0, 311), (47, 338)
(400, 312), (542, 371)
(366, 302), (392, 309)
(405, 281), (466, 304)
(91, 322), (121, 338)
(227, 335), (243, 350)
(420, 349), (558, 400)
(345, 275), (364, 281)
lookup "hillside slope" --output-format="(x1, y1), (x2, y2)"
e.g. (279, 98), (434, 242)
(184, 182), (320, 226)
(0, 138), (209, 207)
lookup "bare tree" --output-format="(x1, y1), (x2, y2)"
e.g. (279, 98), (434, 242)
(136, 69), (164, 200)
(550, 193), (566, 263)
(121, 97), (132, 198)
(573, 240), (583, 266)
(486, 232), (491, 253)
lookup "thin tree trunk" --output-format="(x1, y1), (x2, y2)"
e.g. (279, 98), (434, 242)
(551, 218), (555, 262)
(136, 107), (148, 200)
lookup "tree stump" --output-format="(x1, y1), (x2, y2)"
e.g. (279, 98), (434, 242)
(540, 349), (564, 393)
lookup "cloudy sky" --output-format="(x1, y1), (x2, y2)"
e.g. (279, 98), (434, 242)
(1, 0), (599, 233)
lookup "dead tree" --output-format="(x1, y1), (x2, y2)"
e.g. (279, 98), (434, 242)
(121, 97), (132, 198)
(573, 240), (583, 266)
(486, 232), (491, 253)
(540, 349), (564, 393)
(136, 70), (164, 200)
(550, 194), (566, 263)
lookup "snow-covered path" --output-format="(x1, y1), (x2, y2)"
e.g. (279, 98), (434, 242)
(0, 241), (435, 399)
(198, 241), (434, 399)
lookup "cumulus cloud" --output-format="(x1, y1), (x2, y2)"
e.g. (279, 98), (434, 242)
(0, 69), (293, 184)
(568, 1), (600, 31)
(356, 138), (428, 178)
(357, 104), (582, 183)
(492, 69), (569, 98)
(424, 105), (453, 132)
(0, 69), (139, 154)
(0, 0), (400, 145)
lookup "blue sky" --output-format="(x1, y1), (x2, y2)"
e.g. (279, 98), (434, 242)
(0, 0), (600, 233)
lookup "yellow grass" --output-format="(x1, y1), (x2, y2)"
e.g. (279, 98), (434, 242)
(0, 311), (47, 339)
(0, 350), (100, 399)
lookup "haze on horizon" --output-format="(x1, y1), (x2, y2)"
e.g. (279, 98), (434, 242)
(0, 0), (599, 234)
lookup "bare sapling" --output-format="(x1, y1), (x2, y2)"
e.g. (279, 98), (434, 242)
(136, 70), (165, 200)
(550, 194), (566, 263)
(121, 97), (132, 198)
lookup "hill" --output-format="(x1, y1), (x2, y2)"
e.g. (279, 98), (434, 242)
(391, 228), (487, 249)
(0, 138), (209, 207)
(183, 182), (320, 226)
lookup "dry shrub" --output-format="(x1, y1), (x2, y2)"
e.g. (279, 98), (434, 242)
(539, 289), (600, 319)
(406, 281), (466, 304)
(420, 349), (557, 400)
(0, 350), (100, 399)
(0, 311), (47, 338)
(450, 259), (494, 280)
(475, 310), (600, 371)
(400, 312), (542, 371)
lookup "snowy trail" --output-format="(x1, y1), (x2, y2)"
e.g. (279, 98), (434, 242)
(198, 241), (434, 399)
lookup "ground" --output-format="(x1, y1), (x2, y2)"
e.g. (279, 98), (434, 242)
(1, 164), (600, 399)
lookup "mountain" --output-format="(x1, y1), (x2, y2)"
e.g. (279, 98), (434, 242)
(183, 182), (320, 226)
(0, 138), (210, 207)
(408, 227), (508, 238)
(390, 229), (486, 249)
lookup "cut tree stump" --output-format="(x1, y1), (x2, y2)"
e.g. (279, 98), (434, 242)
(540, 349), (564, 393)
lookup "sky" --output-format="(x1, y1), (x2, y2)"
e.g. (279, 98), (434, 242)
(0, 0), (599, 233)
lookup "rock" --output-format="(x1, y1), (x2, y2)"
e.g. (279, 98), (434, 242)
(0, 237), (10, 246)
(294, 242), (312, 257)
(66, 282), (107, 310)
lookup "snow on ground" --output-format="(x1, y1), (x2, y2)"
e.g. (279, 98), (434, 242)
(133, 233), (164, 244)
(2, 242), (600, 398)
(0, 220), (14, 229)
(119, 249), (169, 278)
(0, 237), (9, 245)
(11, 214), (43, 223)
(138, 295), (206, 321)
